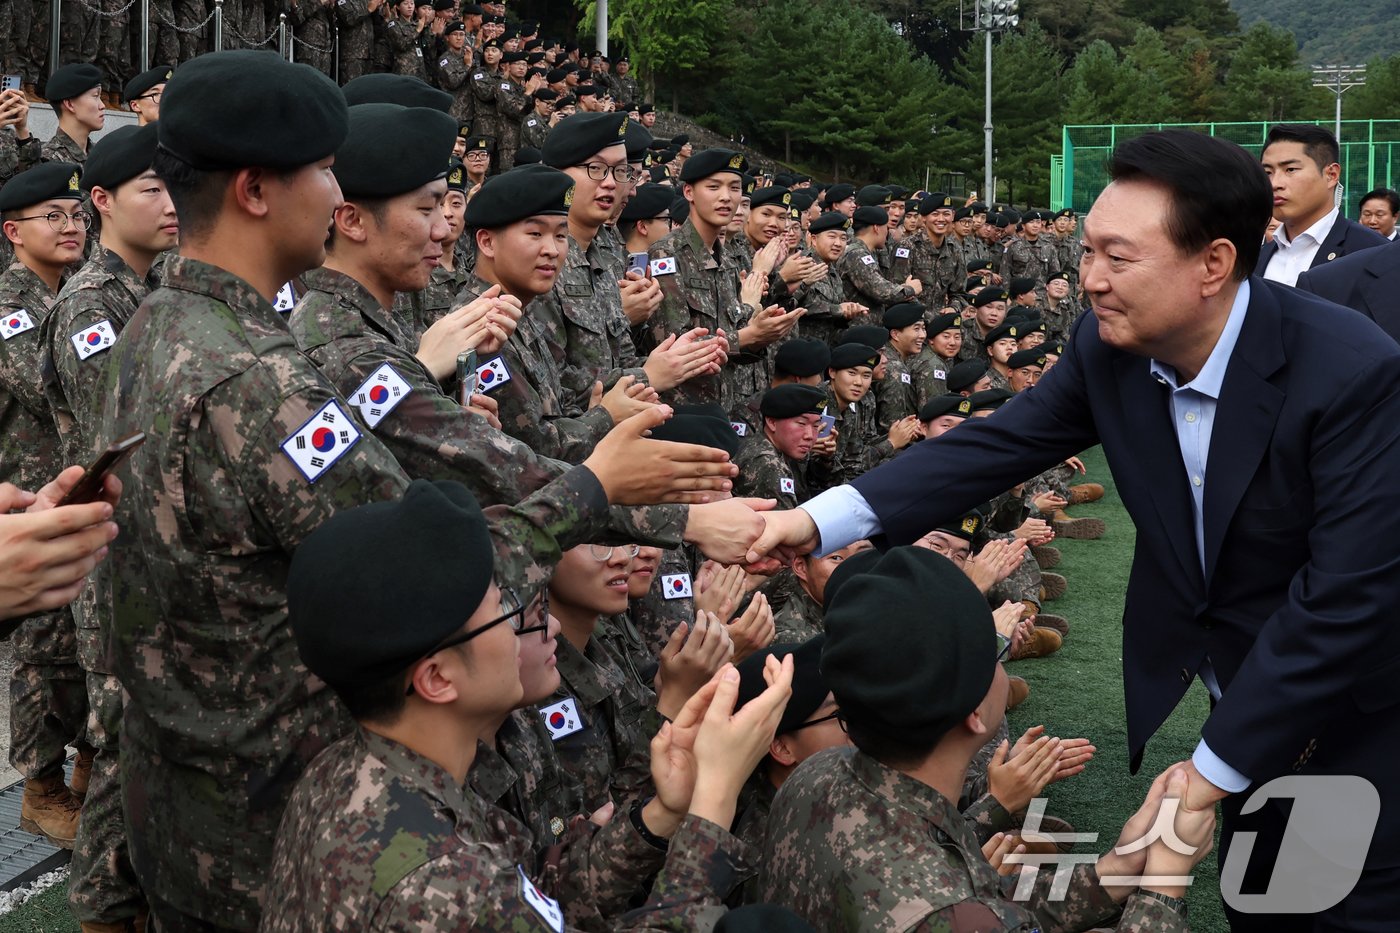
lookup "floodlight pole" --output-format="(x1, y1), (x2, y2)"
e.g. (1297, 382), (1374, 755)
(1311, 64), (1366, 143)
(984, 27), (993, 203)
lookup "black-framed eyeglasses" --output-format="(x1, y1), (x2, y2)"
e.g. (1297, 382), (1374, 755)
(11, 210), (91, 232)
(995, 632), (1013, 662)
(516, 588), (550, 644)
(577, 162), (631, 183)
(588, 543), (640, 562)
(136, 90), (162, 103)
(404, 587), (525, 695)
(792, 708), (841, 731)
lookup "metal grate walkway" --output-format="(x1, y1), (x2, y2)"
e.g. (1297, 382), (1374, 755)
(0, 758), (73, 892)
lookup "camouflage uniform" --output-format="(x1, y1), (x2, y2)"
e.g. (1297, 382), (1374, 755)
(727, 389), (763, 441)
(612, 74), (639, 110)
(335, 0), (378, 84)
(521, 111), (550, 150)
(999, 236), (1059, 295)
(838, 237), (909, 318)
(265, 726), (751, 932)
(808, 396), (892, 493)
(469, 64), (500, 140)
(41, 128), (87, 164)
(790, 259), (850, 347)
(960, 318), (989, 363)
(0, 259), (88, 796)
(38, 246), (156, 925)
(907, 347), (951, 404)
(456, 273), (614, 463)
(627, 545), (697, 659)
(1044, 295), (1079, 341)
(392, 259), (466, 343)
(1053, 233), (1082, 289)
(435, 48), (474, 125)
(384, 14), (427, 79)
(873, 346), (917, 432)
(909, 232), (963, 310)
(0, 128), (41, 268)
(287, 0), (336, 78)
(494, 75), (530, 171)
(733, 431), (805, 509)
(883, 235), (914, 285)
(761, 746), (1186, 932)
(769, 585), (823, 645)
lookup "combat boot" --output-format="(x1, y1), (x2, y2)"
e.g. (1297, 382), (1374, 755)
(1052, 509), (1105, 540)
(20, 772), (80, 848)
(1006, 675), (1030, 711)
(1030, 544), (1060, 568)
(70, 745), (95, 801)
(1011, 626), (1061, 660)
(1039, 572), (1067, 602)
(1068, 483), (1104, 505)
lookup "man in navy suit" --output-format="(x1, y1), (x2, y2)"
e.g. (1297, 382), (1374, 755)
(1256, 123), (1386, 286)
(1296, 238), (1400, 345)
(751, 130), (1400, 931)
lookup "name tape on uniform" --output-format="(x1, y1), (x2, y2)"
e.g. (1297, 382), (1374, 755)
(649, 257), (677, 276)
(0, 309), (34, 340)
(352, 363), (412, 429)
(476, 356), (512, 392)
(661, 573), (692, 599)
(70, 319), (116, 360)
(540, 698), (583, 740)
(517, 865), (564, 932)
(280, 399), (361, 483)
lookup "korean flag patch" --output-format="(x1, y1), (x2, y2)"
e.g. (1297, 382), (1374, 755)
(779, 477), (796, 495)
(516, 865), (564, 932)
(730, 421), (747, 437)
(70, 320), (116, 360)
(896, 247), (911, 258)
(900, 372), (911, 384)
(661, 573), (692, 600)
(649, 256), (677, 276)
(540, 698), (584, 740)
(352, 363), (412, 429)
(476, 356), (512, 392)
(860, 254), (876, 266)
(0, 309), (34, 340)
(280, 399), (361, 483)
(272, 282), (297, 313)
(933, 368), (947, 380)
(439, 57), (449, 67)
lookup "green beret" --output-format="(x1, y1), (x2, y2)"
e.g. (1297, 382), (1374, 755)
(918, 394), (973, 422)
(445, 159), (467, 192)
(929, 311), (962, 334)
(750, 186), (791, 210)
(822, 547), (995, 747)
(646, 411), (742, 459)
(883, 302), (924, 331)
(542, 111), (629, 167)
(1008, 348), (1047, 370)
(287, 480), (495, 691)
(972, 286), (1008, 308)
(936, 509), (984, 541)
(855, 185), (891, 207)
(760, 383), (828, 420)
(736, 637), (829, 736)
(967, 258), (992, 273)
(968, 387), (1014, 411)
(1008, 277), (1037, 297)
(123, 65), (173, 103)
(82, 125), (158, 193)
(946, 359), (989, 392)
(334, 104), (457, 199)
(624, 120), (652, 162)
(342, 73), (452, 113)
(839, 325), (889, 350)
(679, 147), (748, 183)
(465, 164), (574, 229)
(809, 211), (851, 235)
(159, 51), (347, 170)
(917, 192), (953, 215)
(829, 343), (880, 371)
(773, 337), (830, 377)
(0, 162), (83, 211)
(619, 183), (671, 222)
(983, 321), (1019, 347)
(823, 183), (855, 206)
(852, 206), (888, 229)
(44, 63), (102, 102)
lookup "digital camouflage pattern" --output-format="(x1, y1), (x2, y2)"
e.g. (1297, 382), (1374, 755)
(838, 237), (908, 316)
(383, 15), (427, 81)
(790, 256), (850, 348)
(883, 235), (914, 286)
(469, 65), (501, 139)
(999, 236), (1060, 294)
(628, 545), (697, 659)
(494, 76), (530, 170)
(334, 0), (378, 83)
(769, 586), (823, 646)
(437, 50), (475, 125)
(873, 347), (917, 433)
(808, 396), (892, 494)
(521, 112), (550, 151)
(40, 128), (86, 164)
(393, 259), (469, 344)
(909, 232), (964, 311)
(733, 432), (805, 510)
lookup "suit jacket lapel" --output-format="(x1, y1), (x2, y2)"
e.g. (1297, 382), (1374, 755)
(1202, 283), (1287, 585)
(1357, 247), (1400, 324)
(1254, 240), (1277, 277)
(1308, 217), (1350, 270)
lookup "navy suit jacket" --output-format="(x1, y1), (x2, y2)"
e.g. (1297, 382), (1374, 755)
(852, 279), (1400, 861)
(1296, 239), (1400, 345)
(1255, 214), (1386, 277)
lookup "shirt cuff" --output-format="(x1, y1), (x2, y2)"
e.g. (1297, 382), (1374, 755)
(800, 485), (881, 557)
(1192, 738), (1251, 794)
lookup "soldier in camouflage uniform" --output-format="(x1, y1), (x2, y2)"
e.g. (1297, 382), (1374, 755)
(521, 88), (554, 150)
(771, 540), (869, 645)
(760, 548), (1200, 932)
(0, 163), (91, 852)
(336, 0), (387, 84)
(384, 0), (429, 80)
(37, 127), (170, 930)
(434, 20), (475, 124)
(873, 302), (927, 432)
(808, 343), (918, 493)
(40, 65), (104, 165)
(1043, 270), (1079, 340)
(963, 285), (1008, 362)
(469, 42), (503, 144)
(793, 211), (861, 346)
(734, 383), (826, 510)
(392, 158), (470, 343)
(1000, 208), (1060, 299)
(1051, 207), (1082, 290)
(909, 192), (964, 309)
(913, 309), (963, 399)
(0, 92), (42, 269)
(838, 205), (921, 320)
(611, 55), (639, 110)
(494, 50), (535, 171)
(288, 0), (336, 78)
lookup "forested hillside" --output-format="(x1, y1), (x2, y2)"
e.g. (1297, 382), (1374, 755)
(1231, 0), (1400, 64)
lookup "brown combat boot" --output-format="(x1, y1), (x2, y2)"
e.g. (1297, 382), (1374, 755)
(1011, 627), (1061, 660)
(1039, 572), (1067, 602)
(1068, 483), (1104, 505)
(1030, 544), (1060, 568)
(1018, 602), (1068, 638)
(1006, 675), (1030, 711)
(1052, 509), (1106, 540)
(70, 745), (95, 801)
(20, 772), (81, 848)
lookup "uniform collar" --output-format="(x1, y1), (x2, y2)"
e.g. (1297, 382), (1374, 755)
(360, 727), (474, 817)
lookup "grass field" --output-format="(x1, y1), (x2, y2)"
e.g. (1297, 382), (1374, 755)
(0, 444), (1227, 931)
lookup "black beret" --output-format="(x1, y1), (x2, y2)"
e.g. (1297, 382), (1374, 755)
(919, 394), (973, 422)
(542, 111), (629, 167)
(789, 190), (817, 212)
(740, 174), (756, 197)
(443, 19), (465, 33)
(670, 196), (689, 224)
(772, 173), (795, 187)
(988, 212), (1010, 229)
(1048, 340), (1066, 356)
(44, 63), (103, 102)
(1019, 318), (1047, 335)
(342, 72), (452, 113)
(967, 258), (992, 273)
(619, 183), (671, 222)
(773, 337), (830, 377)
(288, 480), (495, 690)
(646, 411), (742, 459)
(1008, 276), (1037, 296)
(822, 547), (995, 747)
(838, 325), (889, 350)
(969, 201), (989, 213)
(1047, 270), (1069, 284)
(829, 343), (880, 371)
(514, 146), (541, 166)
(946, 359), (989, 392)
(964, 276), (986, 295)
(809, 211), (851, 235)
(432, 0), (454, 9)
(917, 192), (953, 215)
(904, 198), (920, 212)
(463, 134), (495, 152)
(737, 637), (828, 736)
(576, 84), (601, 99)
(637, 102), (654, 114)
(678, 148), (747, 183)
(855, 185), (891, 207)
(1007, 348), (1047, 370)
(159, 51), (347, 170)
(533, 87), (559, 102)
(852, 206), (888, 229)
(968, 387), (1014, 411)
(929, 311), (962, 334)
(936, 509), (985, 541)
(623, 120), (652, 162)
(546, 67), (569, 83)
(465, 164), (574, 229)
(82, 125), (158, 193)
(750, 186), (790, 210)
(671, 133), (690, 146)
(954, 207), (973, 221)
(983, 321), (1020, 347)
(445, 158), (467, 191)
(123, 65), (173, 103)
(0, 162), (83, 211)
(972, 286), (1008, 308)
(1003, 208), (1023, 225)
(887, 184), (909, 199)
(760, 383), (827, 420)
(456, 120), (473, 137)
(334, 105), (457, 199)
(883, 302), (924, 330)
(462, 2), (483, 11)
(1054, 208), (1074, 219)
(823, 183), (855, 206)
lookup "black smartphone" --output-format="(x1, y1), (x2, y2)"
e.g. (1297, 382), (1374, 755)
(58, 432), (146, 506)
(457, 349), (479, 405)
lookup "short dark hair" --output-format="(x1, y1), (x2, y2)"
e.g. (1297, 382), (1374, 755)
(1263, 123), (1340, 171)
(1107, 130), (1271, 282)
(1360, 188), (1400, 216)
(842, 716), (933, 771)
(153, 146), (231, 241)
(332, 669), (410, 723)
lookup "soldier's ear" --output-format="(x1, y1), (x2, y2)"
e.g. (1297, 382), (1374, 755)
(769, 735), (798, 767)
(1, 220), (20, 248)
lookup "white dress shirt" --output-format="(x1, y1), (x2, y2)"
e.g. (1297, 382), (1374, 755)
(1262, 207), (1337, 287)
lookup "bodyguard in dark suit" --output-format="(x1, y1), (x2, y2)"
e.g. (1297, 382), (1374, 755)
(1296, 239), (1400, 345)
(752, 130), (1400, 930)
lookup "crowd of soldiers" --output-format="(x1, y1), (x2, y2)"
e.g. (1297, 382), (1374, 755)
(0, 28), (1231, 933)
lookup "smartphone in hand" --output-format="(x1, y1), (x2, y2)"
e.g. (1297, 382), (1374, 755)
(58, 432), (146, 506)
(457, 349), (479, 406)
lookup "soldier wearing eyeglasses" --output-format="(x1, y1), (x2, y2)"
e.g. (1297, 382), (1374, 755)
(122, 66), (170, 127)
